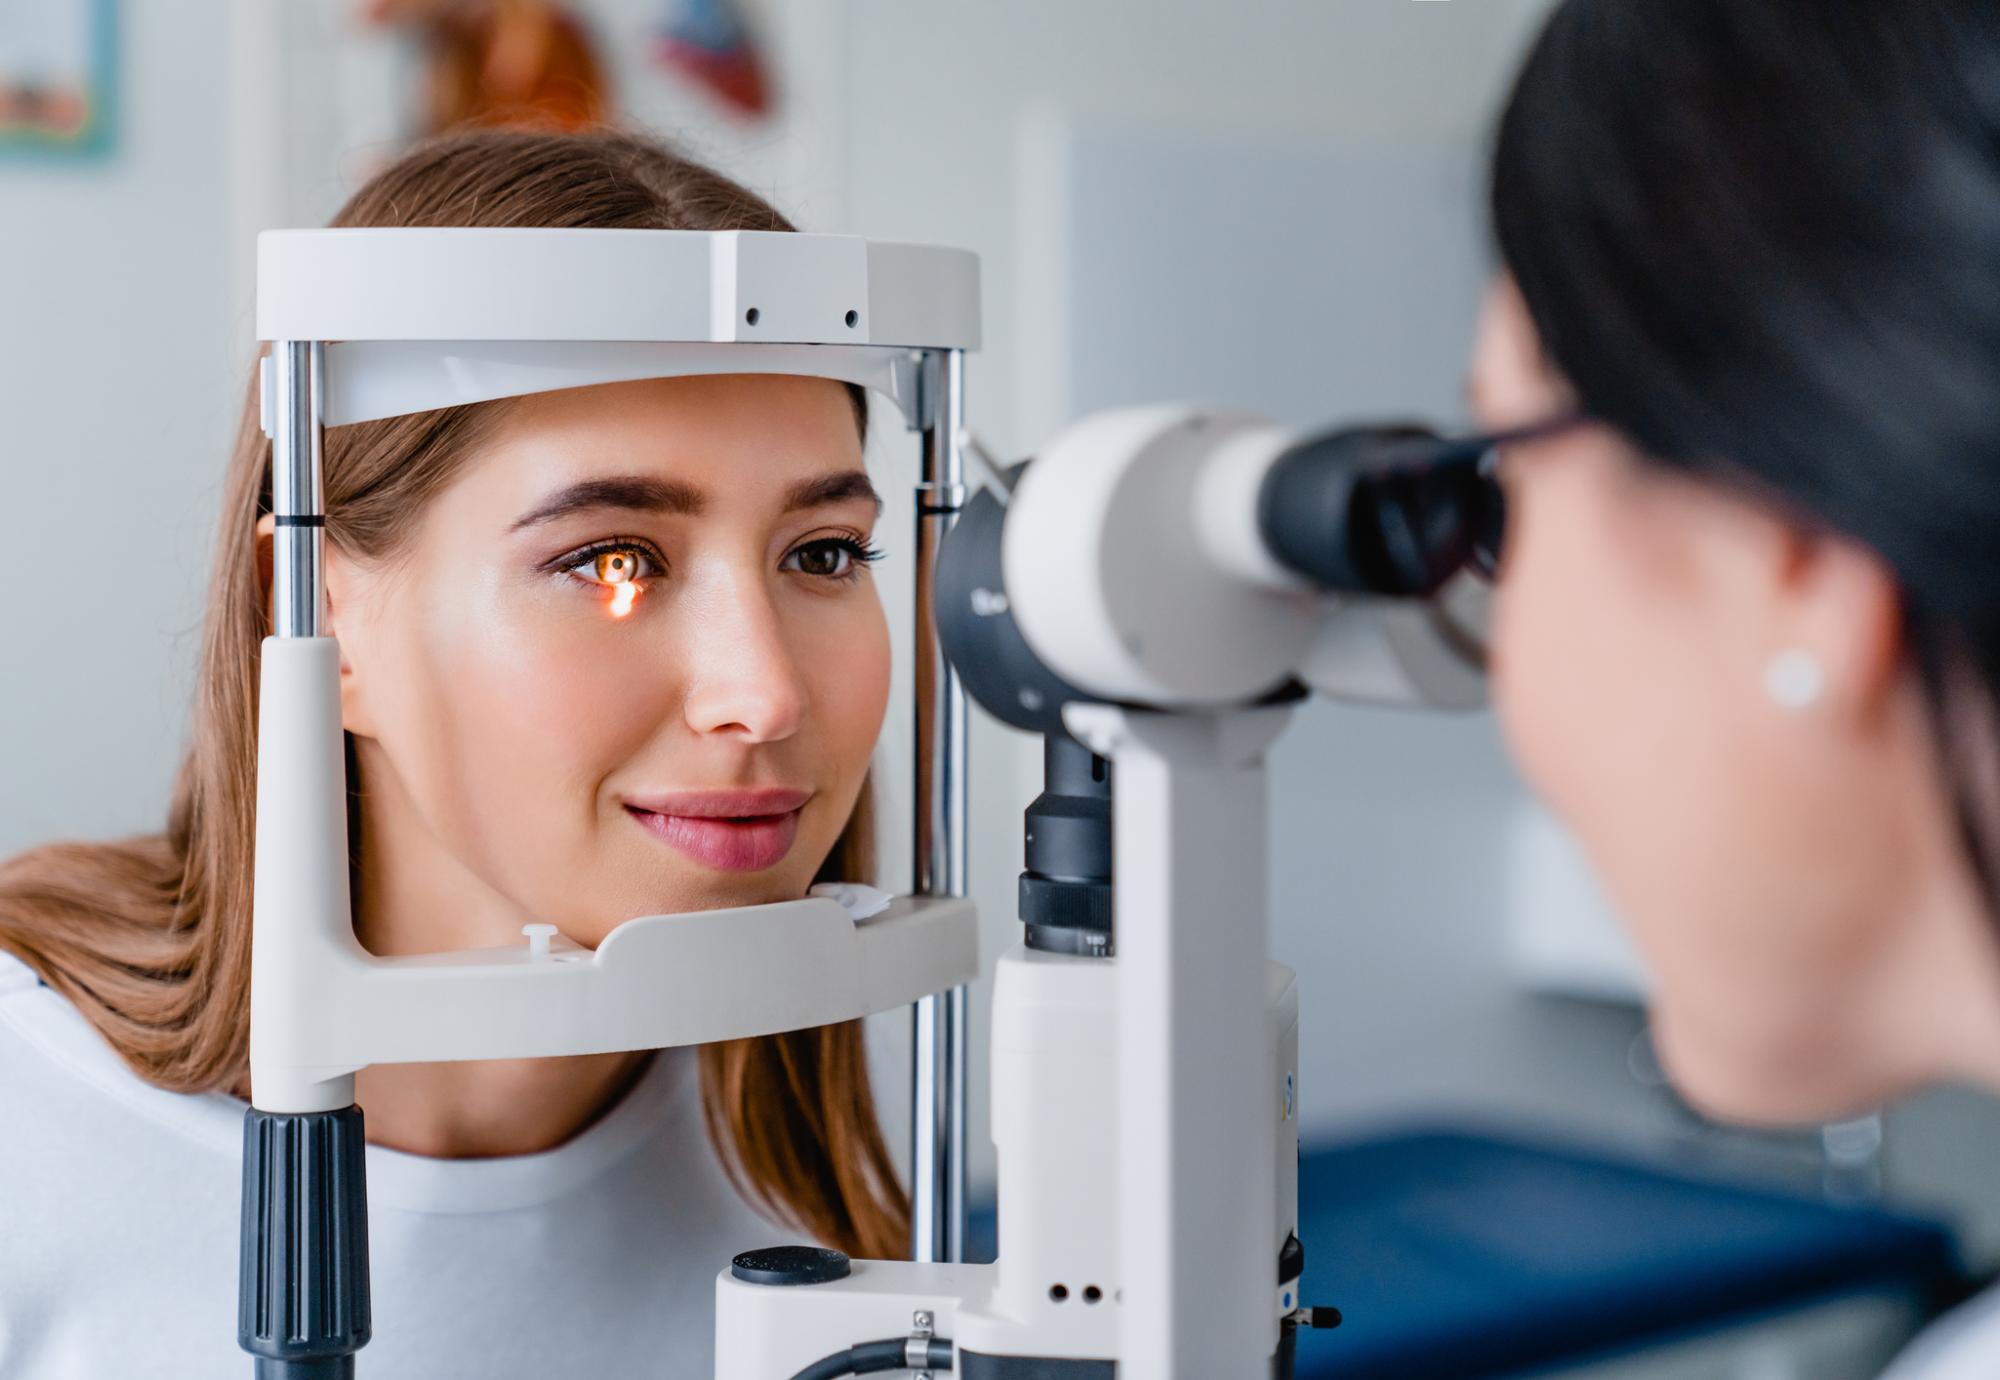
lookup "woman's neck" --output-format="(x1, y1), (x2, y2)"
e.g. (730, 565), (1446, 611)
(353, 1048), (656, 1159)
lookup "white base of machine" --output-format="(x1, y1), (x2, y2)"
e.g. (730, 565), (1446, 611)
(714, 944), (1300, 1377)
(715, 1260), (980, 1378)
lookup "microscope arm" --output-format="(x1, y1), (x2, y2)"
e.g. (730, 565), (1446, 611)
(721, 401), (1486, 1378)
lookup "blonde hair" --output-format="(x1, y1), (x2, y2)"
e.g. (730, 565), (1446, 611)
(0, 128), (907, 1259)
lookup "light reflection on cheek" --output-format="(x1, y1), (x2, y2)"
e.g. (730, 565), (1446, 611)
(608, 582), (639, 618)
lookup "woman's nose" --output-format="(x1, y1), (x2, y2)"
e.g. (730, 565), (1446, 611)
(679, 581), (809, 744)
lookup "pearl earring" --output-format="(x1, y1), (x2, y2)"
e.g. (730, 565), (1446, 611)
(1764, 648), (1825, 711)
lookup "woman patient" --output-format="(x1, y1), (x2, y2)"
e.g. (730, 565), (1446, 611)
(0, 128), (902, 1378)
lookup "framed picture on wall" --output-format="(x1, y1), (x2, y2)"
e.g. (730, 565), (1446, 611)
(0, 0), (116, 158)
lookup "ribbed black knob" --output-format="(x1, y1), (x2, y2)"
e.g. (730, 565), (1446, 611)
(1021, 734), (1116, 957)
(239, 1106), (372, 1376)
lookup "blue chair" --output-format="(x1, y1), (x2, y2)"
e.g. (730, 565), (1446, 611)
(1290, 1128), (1963, 1377)
(967, 1126), (1965, 1378)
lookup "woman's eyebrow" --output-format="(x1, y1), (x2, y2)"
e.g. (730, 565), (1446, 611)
(508, 475), (706, 531)
(785, 471), (882, 515)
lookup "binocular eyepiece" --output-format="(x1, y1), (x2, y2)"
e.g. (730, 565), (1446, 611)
(934, 420), (1503, 956)
(1258, 426), (1505, 597)
(934, 422), (1500, 740)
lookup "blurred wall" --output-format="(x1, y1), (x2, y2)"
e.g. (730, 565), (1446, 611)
(0, 0), (243, 853)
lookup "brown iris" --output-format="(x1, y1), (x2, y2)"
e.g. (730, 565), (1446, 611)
(594, 551), (638, 584)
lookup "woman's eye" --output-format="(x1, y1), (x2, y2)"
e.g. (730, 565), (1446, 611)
(560, 544), (661, 586)
(593, 551), (640, 584)
(784, 537), (880, 580)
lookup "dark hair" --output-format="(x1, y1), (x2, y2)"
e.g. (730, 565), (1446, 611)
(1492, 0), (2000, 902)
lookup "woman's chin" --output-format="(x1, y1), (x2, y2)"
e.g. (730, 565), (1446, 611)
(575, 870), (810, 938)
(1652, 1007), (1884, 1128)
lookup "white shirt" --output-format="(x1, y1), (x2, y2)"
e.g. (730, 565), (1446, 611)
(0, 949), (788, 1378)
(1882, 1286), (2000, 1380)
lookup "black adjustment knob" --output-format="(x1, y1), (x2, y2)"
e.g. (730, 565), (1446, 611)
(238, 1106), (372, 1374)
(731, 1245), (852, 1286)
(1020, 733), (1116, 957)
(1278, 1231), (1306, 1286)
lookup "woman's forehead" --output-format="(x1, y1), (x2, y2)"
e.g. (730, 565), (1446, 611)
(508, 373), (859, 451)
(467, 374), (868, 510)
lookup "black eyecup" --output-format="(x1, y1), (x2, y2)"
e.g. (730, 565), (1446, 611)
(1257, 425), (1494, 598)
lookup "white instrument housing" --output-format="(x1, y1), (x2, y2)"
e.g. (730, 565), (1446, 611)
(715, 946), (1301, 1375)
(1005, 405), (1486, 714)
(258, 227), (979, 348)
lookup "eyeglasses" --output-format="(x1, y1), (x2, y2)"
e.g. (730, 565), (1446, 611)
(1359, 411), (1587, 583)
(1331, 411), (1584, 668)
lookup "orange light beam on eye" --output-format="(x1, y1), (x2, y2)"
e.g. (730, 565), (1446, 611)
(608, 582), (639, 618)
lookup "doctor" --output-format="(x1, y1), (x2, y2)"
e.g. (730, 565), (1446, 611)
(1471, 1), (2000, 1373)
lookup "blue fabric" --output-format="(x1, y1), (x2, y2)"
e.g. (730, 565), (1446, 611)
(1288, 1128), (1960, 1377)
(966, 1126), (1963, 1379)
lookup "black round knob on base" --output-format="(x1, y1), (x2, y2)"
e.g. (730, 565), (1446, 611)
(730, 1245), (852, 1286)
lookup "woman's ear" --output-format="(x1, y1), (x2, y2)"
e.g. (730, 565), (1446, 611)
(258, 512), (375, 738)
(254, 512), (276, 631)
(320, 547), (379, 740)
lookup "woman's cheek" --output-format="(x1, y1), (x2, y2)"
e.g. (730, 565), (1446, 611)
(857, 607), (894, 738)
(817, 596), (893, 770)
(459, 592), (674, 794)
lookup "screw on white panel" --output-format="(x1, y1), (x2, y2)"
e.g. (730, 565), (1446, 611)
(521, 923), (558, 960)
(906, 1309), (938, 1377)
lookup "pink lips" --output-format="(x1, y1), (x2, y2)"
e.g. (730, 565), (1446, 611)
(622, 788), (810, 873)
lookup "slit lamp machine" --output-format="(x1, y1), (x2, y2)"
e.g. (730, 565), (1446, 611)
(244, 228), (1495, 1379)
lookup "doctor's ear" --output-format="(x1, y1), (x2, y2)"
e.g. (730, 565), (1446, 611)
(1764, 525), (1905, 725)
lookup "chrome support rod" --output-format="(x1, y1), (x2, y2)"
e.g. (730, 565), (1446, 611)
(269, 341), (326, 640)
(945, 981), (968, 1263)
(910, 349), (971, 1264)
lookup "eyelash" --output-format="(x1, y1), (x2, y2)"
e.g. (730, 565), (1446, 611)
(549, 538), (666, 590)
(546, 534), (885, 591)
(788, 534), (886, 583)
